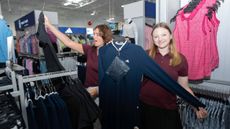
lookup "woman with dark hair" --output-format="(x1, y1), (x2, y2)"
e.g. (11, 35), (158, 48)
(139, 22), (207, 129)
(44, 16), (112, 99)
(45, 17), (113, 129)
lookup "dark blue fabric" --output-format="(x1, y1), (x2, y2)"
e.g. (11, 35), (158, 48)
(58, 81), (99, 129)
(26, 100), (38, 129)
(44, 95), (61, 129)
(34, 97), (51, 129)
(50, 94), (64, 129)
(78, 65), (86, 84)
(98, 43), (205, 129)
(51, 93), (73, 129)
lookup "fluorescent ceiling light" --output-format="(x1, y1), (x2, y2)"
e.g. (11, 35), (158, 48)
(106, 17), (115, 23)
(72, 0), (82, 3)
(91, 11), (96, 16)
(64, 0), (97, 8)
(64, 2), (71, 6)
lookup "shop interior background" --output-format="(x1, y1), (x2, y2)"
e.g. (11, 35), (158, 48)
(0, 0), (154, 35)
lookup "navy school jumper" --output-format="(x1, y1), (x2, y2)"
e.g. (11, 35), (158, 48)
(98, 43), (205, 129)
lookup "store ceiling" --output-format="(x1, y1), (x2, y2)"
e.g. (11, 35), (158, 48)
(0, 0), (141, 25)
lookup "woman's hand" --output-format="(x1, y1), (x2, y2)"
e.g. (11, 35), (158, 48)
(87, 86), (99, 97)
(195, 107), (208, 119)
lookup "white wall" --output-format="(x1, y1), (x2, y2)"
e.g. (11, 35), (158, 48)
(34, 10), (58, 25)
(123, 1), (145, 47)
(180, 0), (189, 7)
(156, 0), (180, 29)
(124, 1), (144, 19)
(211, 1), (230, 82)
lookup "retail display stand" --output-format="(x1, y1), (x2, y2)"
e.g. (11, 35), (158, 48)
(0, 63), (19, 94)
(14, 10), (58, 56)
(16, 70), (78, 128)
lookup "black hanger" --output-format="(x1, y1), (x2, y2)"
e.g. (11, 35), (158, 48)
(206, 0), (223, 20)
(145, 23), (153, 27)
(129, 20), (133, 24)
(112, 35), (126, 43)
(42, 0), (46, 11)
(170, 7), (183, 23)
(183, 0), (202, 14)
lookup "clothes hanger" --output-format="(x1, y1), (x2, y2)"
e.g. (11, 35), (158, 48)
(42, 0), (46, 11)
(183, 0), (202, 13)
(170, 8), (183, 23)
(112, 35), (127, 45)
(34, 80), (45, 100)
(48, 79), (56, 93)
(145, 23), (153, 27)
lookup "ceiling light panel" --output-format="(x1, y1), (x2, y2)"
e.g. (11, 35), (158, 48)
(64, 0), (96, 8)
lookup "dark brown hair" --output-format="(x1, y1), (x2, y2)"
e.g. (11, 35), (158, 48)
(94, 24), (113, 43)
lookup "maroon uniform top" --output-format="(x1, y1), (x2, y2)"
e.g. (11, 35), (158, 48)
(82, 44), (99, 87)
(140, 51), (188, 109)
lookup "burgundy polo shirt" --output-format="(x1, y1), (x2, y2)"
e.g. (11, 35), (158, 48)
(82, 44), (99, 87)
(140, 52), (188, 109)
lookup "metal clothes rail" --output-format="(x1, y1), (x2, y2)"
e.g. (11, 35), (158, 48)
(0, 67), (18, 95)
(17, 70), (78, 129)
(189, 80), (230, 101)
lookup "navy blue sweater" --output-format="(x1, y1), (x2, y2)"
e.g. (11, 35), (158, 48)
(98, 43), (205, 129)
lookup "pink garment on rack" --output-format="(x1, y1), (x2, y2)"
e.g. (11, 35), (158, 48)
(202, 0), (219, 77)
(209, 12), (220, 70)
(26, 59), (34, 75)
(32, 35), (39, 55)
(144, 25), (153, 50)
(173, 0), (219, 80)
(47, 29), (57, 43)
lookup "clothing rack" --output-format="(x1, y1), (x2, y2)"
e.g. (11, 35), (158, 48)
(0, 64), (26, 128)
(189, 81), (230, 101)
(57, 52), (79, 58)
(204, 79), (230, 86)
(181, 81), (230, 129)
(0, 68), (17, 92)
(16, 70), (78, 129)
(19, 52), (79, 60)
(145, 23), (153, 27)
(18, 53), (43, 60)
(0, 63), (24, 96)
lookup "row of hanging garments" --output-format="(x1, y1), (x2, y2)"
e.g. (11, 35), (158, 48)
(0, 91), (25, 129)
(172, 0), (224, 80)
(17, 34), (39, 55)
(179, 83), (230, 129)
(15, 25), (59, 56)
(17, 55), (78, 76)
(34, 12), (101, 129)
(180, 96), (230, 129)
(25, 82), (73, 129)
